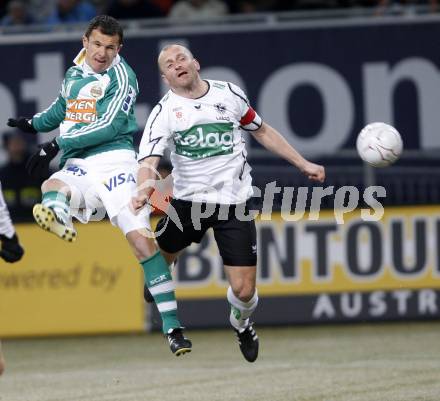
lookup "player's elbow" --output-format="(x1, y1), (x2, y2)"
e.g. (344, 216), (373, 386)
(251, 122), (269, 142)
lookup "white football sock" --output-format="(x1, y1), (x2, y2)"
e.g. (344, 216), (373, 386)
(227, 286), (258, 331)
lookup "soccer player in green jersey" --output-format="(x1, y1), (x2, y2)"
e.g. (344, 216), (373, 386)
(133, 44), (325, 362)
(7, 17), (191, 356)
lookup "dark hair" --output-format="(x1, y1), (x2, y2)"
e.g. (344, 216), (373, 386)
(84, 15), (123, 45)
(2, 131), (26, 150)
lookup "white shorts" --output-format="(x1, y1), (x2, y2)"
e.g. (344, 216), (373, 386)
(50, 149), (151, 235)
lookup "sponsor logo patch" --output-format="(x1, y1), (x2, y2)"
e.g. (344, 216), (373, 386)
(214, 102), (227, 114)
(173, 123), (234, 159)
(213, 82), (226, 90)
(121, 85), (136, 114)
(65, 99), (97, 124)
(90, 84), (103, 98)
(65, 165), (87, 176)
(103, 172), (136, 191)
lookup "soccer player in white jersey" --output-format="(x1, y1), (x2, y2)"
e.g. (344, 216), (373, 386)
(133, 44), (326, 362)
(7, 18), (191, 356)
(0, 181), (25, 375)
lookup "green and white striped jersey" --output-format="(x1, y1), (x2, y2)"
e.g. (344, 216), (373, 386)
(32, 49), (138, 168)
(138, 80), (263, 204)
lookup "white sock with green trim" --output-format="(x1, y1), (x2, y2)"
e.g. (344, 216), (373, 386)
(42, 191), (71, 226)
(227, 286), (258, 331)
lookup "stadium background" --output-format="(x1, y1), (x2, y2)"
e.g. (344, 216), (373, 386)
(1, 6), (440, 337)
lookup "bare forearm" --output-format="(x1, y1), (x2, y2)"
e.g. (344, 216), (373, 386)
(137, 156), (161, 199)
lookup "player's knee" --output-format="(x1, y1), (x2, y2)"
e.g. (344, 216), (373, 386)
(132, 237), (156, 261)
(233, 284), (255, 303)
(41, 179), (50, 193)
(41, 178), (70, 195)
(41, 178), (60, 193)
(239, 287), (256, 302)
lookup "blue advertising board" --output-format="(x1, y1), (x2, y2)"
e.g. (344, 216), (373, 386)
(1, 17), (439, 165)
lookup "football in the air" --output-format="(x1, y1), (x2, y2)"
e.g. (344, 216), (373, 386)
(356, 122), (403, 167)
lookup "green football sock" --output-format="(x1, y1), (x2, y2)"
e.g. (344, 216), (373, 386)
(140, 251), (181, 334)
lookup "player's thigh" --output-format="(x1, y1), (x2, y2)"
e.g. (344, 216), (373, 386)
(213, 214), (257, 267)
(97, 156), (151, 233)
(50, 162), (91, 210)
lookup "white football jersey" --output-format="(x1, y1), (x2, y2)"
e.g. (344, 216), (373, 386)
(138, 80), (262, 204)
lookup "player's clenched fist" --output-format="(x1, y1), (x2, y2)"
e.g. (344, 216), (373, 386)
(131, 194), (149, 213)
(301, 161), (325, 183)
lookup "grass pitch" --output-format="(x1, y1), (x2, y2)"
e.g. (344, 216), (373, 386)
(1, 322), (439, 401)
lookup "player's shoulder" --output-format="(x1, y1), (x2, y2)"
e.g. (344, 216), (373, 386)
(104, 57), (137, 88)
(223, 81), (249, 105)
(157, 90), (174, 108)
(118, 57), (136, 76)
(225, 81), (246, 97)
(207, 79), (247, 99)
(64, 66), (81, 80)
(148, 91), (172, 118)
(206, 79), (242, 91)
(207, 79), (242, 96)
(206, 79), (229, 91)
(113, 57), (137, 82)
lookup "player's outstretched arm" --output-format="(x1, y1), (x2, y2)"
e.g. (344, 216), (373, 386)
(132, 156), (161, 212)
(251, 122), (325, 183)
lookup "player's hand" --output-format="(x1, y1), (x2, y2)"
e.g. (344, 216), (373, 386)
(0, 234), (24, 263)
(7, 117), (37, 134)
(301, 161), (325, 183)
(26, 139), (59, 179)
(131, 194), (149, 214)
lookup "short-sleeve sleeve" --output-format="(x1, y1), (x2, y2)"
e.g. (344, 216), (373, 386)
(138, 102), (171, 161)
(227, 82), (262, 132)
